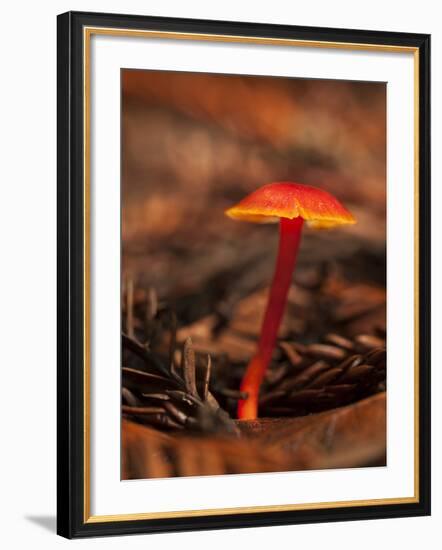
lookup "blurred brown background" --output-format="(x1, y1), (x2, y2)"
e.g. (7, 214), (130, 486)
(122, 69), (386, 321)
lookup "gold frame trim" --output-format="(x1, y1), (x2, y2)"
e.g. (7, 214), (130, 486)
(83, 26), (420, 524)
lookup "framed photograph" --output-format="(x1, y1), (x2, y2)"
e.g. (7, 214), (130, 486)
(57, 11), (431, 538)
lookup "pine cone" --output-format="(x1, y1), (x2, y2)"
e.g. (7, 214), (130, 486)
(259, 333), (386, 416)
(122, 334), (238, 435)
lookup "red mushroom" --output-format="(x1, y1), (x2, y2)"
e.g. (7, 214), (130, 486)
(225, 182), (356, 420)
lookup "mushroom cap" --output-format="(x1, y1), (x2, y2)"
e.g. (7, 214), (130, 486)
(225, 182), (356, 228)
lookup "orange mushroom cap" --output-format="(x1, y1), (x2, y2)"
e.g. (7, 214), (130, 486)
(225, 182), (356, 228)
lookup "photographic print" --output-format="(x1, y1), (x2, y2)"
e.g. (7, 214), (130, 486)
(57, 12), (430, 537)
(121, 69), (387, 480)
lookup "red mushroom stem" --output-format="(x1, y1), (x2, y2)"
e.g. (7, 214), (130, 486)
(238, 216), (304, 420)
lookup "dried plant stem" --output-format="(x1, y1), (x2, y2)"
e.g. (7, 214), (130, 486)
(126, 276), (135, 339)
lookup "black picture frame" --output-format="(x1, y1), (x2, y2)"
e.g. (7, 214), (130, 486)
(57, 10), (431, 539)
